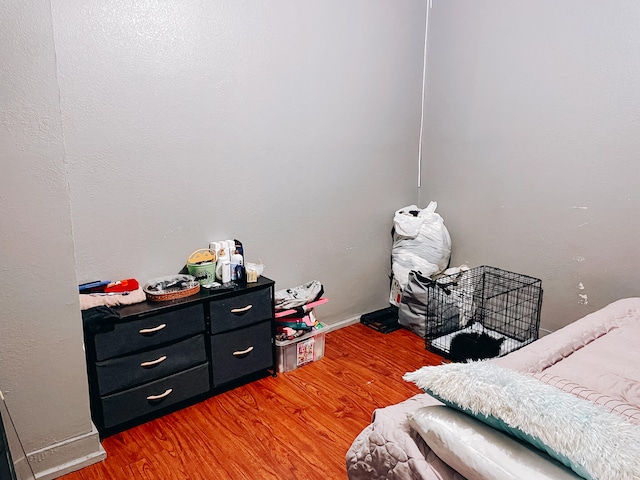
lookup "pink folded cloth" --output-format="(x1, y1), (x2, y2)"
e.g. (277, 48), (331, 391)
(79, 287), (147, 311)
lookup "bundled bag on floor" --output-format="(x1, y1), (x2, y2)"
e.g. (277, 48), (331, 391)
(398, 267), (474, 338)
(398, 271), (458, 338)
(390, 201), (451, 306)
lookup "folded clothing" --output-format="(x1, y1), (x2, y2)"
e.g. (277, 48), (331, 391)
(79, 287), (147, 311)
(274, 280), (323, 310)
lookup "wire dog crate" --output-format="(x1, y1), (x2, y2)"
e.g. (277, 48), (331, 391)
(424, 266), (542, 362)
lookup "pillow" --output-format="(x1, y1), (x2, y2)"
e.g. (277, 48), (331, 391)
(404, 362), (640, 480)
(408, 405), (582, 480)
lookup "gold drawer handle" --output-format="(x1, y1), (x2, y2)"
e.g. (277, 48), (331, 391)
(230, 304), (253, 314)
(233, 346), (254, 356)
(139, 323), (167, 335)
(140, 355), (167, 368)
(146, 388), (173, 401)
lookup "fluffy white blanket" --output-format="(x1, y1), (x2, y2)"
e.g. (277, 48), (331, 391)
(404, 362), (640, 480)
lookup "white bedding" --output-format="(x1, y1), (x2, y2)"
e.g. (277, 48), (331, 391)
(408, 406), (581, 480)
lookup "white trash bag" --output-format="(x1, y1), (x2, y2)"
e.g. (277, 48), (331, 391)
(390, 201), (451, 306)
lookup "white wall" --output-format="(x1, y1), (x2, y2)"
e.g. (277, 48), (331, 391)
(0, 0), (104, 478)
(421, 0), (640, 331)
(6, 0), (640, 476)
(1, 0), (427, 477)
(54, 0), (427, 323)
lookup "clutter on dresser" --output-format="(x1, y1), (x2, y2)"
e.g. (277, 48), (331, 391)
(245, 261), (264, 283)
(143, 274), (200, 302)
(186, 248), (217, 285)
(79, 278), (140, 294)
(209, 239), (245, 284)
(79, 278), (147, 310)
(185, 239), (257, 287)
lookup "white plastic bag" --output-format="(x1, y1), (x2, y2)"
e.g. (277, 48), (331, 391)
(390, 202), (451, 305)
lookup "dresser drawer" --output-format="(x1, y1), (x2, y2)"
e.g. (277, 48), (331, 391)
(210, 320), (273, 386)
(95, 334), (207, 396)
(210, 287), (272, 334)
(100, 363), (210, 429)
(94, 304), (204, 361)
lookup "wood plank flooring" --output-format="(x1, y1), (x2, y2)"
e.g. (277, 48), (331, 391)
(61, 323), (443, 480)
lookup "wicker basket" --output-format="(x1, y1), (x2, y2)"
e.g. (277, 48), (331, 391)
(143, 275), (201, 302)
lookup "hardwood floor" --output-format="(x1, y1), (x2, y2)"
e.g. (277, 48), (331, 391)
(61, 323), (443, 480)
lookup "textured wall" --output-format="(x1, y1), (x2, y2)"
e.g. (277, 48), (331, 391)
(5, 0), (639, 475)
(0, 0), (102, 474)
(1, 1), (427, 476)
(421, 0), (640, 331)
(53, 0), (427, 324)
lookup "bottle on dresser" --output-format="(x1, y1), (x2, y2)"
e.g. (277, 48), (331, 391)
(210, 238), (244, 284)
(215, 246), (231, 283)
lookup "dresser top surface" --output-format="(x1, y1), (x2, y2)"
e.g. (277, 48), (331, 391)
(114, 276), (274, 318)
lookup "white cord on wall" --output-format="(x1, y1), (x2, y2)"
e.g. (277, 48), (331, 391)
(417, 0), (432, 189)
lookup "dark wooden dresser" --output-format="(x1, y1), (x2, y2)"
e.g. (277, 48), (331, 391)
(82, 277), (275, 437)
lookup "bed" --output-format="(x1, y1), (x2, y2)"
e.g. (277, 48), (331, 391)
(345, 297), (640, 480)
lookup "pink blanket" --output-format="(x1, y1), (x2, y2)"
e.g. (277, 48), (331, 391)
(79, 287), (147, 310)
(346, 298), (640, 479)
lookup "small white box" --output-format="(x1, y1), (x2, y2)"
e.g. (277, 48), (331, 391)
(275, 324), (326, 373)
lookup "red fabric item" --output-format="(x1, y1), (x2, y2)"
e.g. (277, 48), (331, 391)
(104, 278), (139, 293)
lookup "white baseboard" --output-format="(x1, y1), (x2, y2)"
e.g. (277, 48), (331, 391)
(323, 315), (361, 333)
(28, 423), (106, 480)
